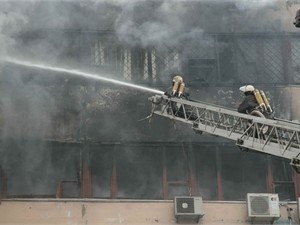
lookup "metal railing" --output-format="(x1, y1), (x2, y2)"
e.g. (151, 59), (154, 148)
(149, 95), (300, 168)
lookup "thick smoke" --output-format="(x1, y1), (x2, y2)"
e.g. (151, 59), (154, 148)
(114, 0), (296, 48)
(0, 3), (28, 56)
(0, 0), (298, 198)
(0, 0), (298, 58)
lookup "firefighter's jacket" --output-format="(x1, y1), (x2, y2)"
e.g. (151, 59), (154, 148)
(238, 93), (258, 114)
(164, 86), (190, 100)
(164, 87), (197, 120)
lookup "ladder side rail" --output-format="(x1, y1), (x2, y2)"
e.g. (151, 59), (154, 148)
(222, 117), (300, 158)
(149, 95), (300, 161)
(152, 100), (251, 140)
(156, 95), (300, 131)
(152, 96), (300, 136)
(152, 105), (300, 159)
(238, 139), (298, 160)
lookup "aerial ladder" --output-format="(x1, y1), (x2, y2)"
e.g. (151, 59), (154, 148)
(148, 94), (300, 172)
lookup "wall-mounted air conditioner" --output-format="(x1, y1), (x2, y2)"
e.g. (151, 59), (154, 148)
(174, 196), (204, 224)
(247, 193), (280, 223)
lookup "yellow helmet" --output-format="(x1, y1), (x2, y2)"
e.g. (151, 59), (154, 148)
(173, 75), (183, 83)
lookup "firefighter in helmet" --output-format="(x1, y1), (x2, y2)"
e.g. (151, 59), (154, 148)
(237, 85), (259, 114)
(294, 9), (300, 28)
(164, 75), (190, 100)
(164, 75), (197, 120)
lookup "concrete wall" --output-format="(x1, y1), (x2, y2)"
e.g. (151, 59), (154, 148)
(0, 199), (298, 225)
(278, 86), (300, 121)
(290, 87), (300, 121)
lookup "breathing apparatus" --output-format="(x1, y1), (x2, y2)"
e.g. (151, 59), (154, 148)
(240, 85), (273, 114)
(172, 75), (185, 97)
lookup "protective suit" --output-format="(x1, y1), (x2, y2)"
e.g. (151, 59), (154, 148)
(164, 75), (196, 120)
(237, 85), (259, 114)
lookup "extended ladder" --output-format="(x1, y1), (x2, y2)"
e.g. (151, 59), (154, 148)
(149, 94), (300, 172)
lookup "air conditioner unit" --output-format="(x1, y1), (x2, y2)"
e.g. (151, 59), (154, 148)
(174, 196), (204, 224)
(247, 193), (280, 223)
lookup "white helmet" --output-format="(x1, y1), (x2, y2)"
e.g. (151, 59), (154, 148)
(239, 85), (255, 92)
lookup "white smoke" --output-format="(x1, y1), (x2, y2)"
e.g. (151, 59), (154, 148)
(115, 1), (202, 47)
(0, 0), (297, 199)
(0, 0), (297, 140)
(0, 4), (28, 56)
(0, 0), (297, 58)
(235, 0), (276, 10)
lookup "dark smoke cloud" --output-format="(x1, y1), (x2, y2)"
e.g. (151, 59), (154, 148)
(0, 0), (297, 59)
(0, 2), (28, 56)
(114, 1), (202, 47)
(114, 0), (296, 48)
(0, 0), (298, 197)
(0, 0), (297, 144)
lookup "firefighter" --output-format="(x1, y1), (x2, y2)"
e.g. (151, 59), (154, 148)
(164, 75), (197, 120)
(294, 9), (300, 28)
(237, 85), (259, 114)
(164, 75), (190, 100)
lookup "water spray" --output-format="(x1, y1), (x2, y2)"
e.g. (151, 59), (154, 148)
(2, 57), (164, 95)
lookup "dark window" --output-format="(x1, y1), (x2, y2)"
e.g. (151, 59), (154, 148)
(165, 146), (189, 199)
(221, 146), (267, 200)
(90, 144), (114, 198)
(194, 145), (217, 200)
(272, 157), (295, 201)
(116, 145), (162, 199)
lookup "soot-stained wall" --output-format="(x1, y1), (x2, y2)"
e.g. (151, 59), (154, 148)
(0, 0), (299, 199)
